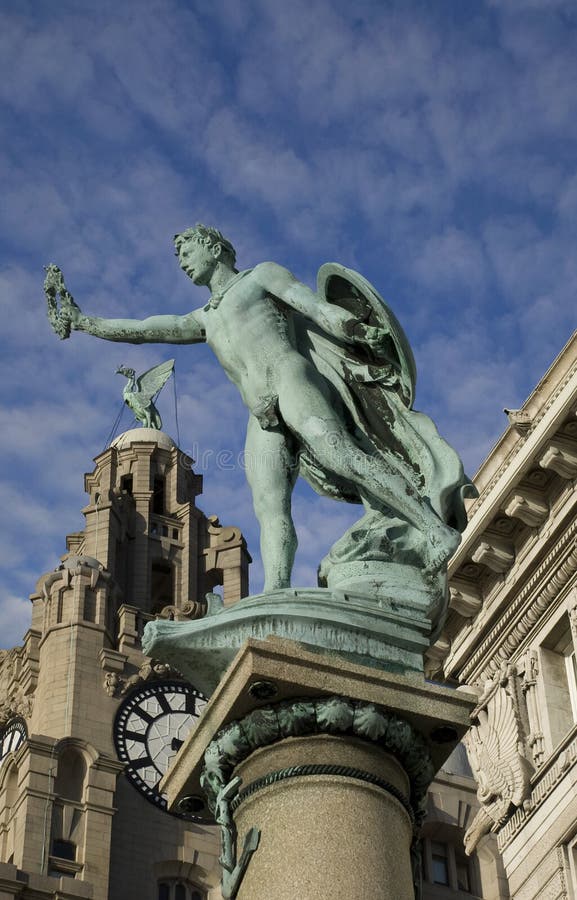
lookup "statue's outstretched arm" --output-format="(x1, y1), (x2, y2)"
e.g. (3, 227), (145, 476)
(74, 309), (206, 344)
(44, 264), (206, 344)
(252, 261), (383, 347)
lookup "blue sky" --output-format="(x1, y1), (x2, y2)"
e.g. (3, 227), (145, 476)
(1, 0), (577, 648)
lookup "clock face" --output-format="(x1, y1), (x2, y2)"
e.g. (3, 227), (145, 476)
(0, 717), (27, 763)
(113, 681), (207, 818)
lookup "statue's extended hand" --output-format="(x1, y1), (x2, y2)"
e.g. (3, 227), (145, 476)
(44, 264), (82, 339)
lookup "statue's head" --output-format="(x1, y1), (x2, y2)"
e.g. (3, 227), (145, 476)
(174, 224), (236, 267)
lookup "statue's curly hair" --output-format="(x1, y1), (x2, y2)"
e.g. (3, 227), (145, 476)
(174, 224), (236, 266)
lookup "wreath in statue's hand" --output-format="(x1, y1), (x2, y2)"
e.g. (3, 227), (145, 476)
(44, 263), (81, 340)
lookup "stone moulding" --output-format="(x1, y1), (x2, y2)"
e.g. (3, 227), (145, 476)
(199, 695), (435, 825)
(231, 763), (416, 825)
(143, 588), (433, 695)
(464, 357), (577, 519)
(448, 524), (577, 682)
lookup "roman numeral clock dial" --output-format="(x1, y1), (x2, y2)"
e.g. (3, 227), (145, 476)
(113, 682), (206, 819)
(0, 717), (28, 764)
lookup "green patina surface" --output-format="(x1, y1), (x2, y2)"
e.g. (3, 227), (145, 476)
(116, 360), (174, 430)
(45, 223), (475, 669)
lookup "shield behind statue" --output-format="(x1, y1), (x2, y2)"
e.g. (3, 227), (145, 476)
(316, 263), (417, 408)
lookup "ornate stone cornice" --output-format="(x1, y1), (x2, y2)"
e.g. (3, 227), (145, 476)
(447, 520), (577, 682)
(466, 352), (577, 518)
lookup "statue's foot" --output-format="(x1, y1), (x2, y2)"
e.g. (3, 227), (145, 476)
(424, 521), (460, 574)
(262, 577), (291, 593)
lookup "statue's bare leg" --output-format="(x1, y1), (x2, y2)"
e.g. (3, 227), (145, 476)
(244, 414), (298, 590)
(277, 364), (460, 572)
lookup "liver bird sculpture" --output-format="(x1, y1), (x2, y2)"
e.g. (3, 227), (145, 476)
(463, 665), (534, 854)
(116, 360), (175, 430)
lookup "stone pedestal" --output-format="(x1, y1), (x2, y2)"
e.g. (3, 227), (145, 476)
(233, 735), (414, 900)
(160, 637), (475, 900)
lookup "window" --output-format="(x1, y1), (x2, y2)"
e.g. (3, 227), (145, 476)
(54, 748), (86, 802)
(431, 841), (449, 885)
(421, 836), (476, 894)
(153, 476), (165, 514)
(0, 765), (18, 864)
(567, 646), (577, 719)
(455, 847), (472, 892)
(83, 588), (96, 623)
(539, 614), (577, 748)
(567, 832), (577, 896)
(120, 474), (133, 495)
(51, 838), (76, 861)
(48, 837), (81, 879)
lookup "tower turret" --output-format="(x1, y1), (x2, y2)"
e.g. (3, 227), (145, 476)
(1, 427), (250, 900)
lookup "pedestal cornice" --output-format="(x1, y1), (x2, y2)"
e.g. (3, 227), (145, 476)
(160, 636), (475, 817)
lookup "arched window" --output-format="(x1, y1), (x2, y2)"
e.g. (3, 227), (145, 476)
(49, 746), (87, 878)
(0, 764), (18, 863)
(157, 881), (205, 900)
(54, 748), (86, 802)
(4, 764), (18, 808)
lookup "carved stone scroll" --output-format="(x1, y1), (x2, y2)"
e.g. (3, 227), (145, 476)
(538, 437), (577, 480)
(463, 663), (534, 853)
(503, 488), (548, 529)
(449, 582), (482, 618)
(471, 537), (515, 574)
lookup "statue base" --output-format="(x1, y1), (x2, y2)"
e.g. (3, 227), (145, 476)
(143, 585), (439, 696)
(159, 638), (475, 900)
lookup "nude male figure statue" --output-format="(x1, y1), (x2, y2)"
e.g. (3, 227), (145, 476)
(44, 224), (464, 591)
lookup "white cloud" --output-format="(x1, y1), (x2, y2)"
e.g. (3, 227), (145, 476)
(0, 592), (33, 651)
(1, 0), (577, 630)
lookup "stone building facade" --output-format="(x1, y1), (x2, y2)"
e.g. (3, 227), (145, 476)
(0, 428), (250, 900)
(427, 330), (577, 899)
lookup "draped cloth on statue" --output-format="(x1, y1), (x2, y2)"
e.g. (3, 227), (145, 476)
(287, 263), (475, 601)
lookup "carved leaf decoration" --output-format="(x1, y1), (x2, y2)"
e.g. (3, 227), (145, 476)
(242, 707), (280, 748)
(354, 703), (389, 741)
(315, 696), (355, 732)
(277, 700), (316, 737)
(136, 359), (175, 403)
(217, 723), (251, 765)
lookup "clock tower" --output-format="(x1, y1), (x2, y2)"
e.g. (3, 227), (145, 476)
(0, 427), (250, 900)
